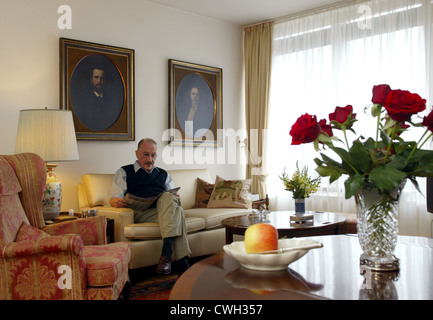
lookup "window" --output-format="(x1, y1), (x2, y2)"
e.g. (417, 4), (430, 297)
(266, 0), (432, 236)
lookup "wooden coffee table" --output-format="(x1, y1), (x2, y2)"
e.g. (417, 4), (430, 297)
(222, 211), (346, 244)
(170, 234), (433, 300)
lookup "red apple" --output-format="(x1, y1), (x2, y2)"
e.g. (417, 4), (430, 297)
(244, 223), (279, 254)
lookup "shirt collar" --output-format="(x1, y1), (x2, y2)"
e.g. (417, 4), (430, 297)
(133, 161), (159, 174)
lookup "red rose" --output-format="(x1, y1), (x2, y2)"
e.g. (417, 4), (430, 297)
(422, 110), (433, 132)
(319, 119), (333, 137)
(384, 89), (426, 122)
(372, 84), (391, 105)
(290, 113), (321, 145)
(329, 105), (356, 128)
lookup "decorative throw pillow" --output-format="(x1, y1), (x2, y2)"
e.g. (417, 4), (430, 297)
(16, 222), (50, 242)
(194, 178), (215, 208)
(207, 176), (252, 209)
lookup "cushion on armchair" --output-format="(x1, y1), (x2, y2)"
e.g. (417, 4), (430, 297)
(84, 242), (130, 287)
(16, 223), (50, 242)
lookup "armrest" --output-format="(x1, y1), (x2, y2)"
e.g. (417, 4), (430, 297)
(0, 234), (87, 300)
(93, 206), (134, 242)
(43, 216), (107, 245)
(1, 234), (84, 259)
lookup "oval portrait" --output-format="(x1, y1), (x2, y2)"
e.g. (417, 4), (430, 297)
(175, 73), (215, 138)
(70, 54), (124, 131)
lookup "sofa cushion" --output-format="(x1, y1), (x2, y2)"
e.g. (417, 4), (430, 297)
(167, 169), (212, 210)
(123, 216), (205, 240)
(207, 176), (252, 209)
(84, 242), (130, 287)
(194, 177), (214, 208)
(185, 208), (252, 229)
(81, 173), (114, 207)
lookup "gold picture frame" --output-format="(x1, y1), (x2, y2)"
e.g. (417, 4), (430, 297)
(60, 38), (134, 140)
(168, 59), (223, 147)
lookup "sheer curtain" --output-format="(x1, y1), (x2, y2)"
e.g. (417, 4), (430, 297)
(266, 0), (433, 237)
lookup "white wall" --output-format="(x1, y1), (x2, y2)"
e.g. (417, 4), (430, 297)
(0, 0), (246, 212)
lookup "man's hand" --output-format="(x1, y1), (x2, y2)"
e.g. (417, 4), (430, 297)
(110, 197), (128, 208)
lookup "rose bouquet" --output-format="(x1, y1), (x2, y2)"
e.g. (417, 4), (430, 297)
(279, 162), (321, 199)
(290, 84), (433, 199)
(290, 85), (433, 268)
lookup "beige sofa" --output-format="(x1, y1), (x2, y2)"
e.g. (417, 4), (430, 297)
(78, 168), (252, 270)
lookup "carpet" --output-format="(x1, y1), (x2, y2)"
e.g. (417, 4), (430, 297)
(125, 277), (178, 300)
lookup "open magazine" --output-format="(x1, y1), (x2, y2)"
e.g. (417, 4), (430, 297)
(125, 187), (180, 211)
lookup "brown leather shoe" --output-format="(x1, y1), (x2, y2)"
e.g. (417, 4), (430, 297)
(156, 256), (172, 274)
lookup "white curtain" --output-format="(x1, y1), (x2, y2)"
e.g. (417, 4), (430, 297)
(267, 0), (433, 237)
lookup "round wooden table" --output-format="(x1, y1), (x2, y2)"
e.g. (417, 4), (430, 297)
(222, 211), (346, 244)
(170, 234), (433, 300)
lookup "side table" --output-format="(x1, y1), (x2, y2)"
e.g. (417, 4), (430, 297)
(222, 211), (346, 244)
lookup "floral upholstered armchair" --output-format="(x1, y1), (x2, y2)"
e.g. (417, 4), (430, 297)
(0, 153), (130, 300)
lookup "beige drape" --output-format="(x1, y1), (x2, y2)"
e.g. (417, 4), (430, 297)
(244, 21), (273, 199)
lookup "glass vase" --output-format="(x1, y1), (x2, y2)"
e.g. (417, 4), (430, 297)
(354, 180), (406, 271)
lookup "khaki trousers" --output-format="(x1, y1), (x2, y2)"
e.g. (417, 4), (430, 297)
(134, 192), (191, 259)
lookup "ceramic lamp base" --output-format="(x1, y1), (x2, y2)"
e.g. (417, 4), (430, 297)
(43, 164), (62, 220)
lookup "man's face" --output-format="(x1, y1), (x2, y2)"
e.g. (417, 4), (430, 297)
(190, 87), (200, 104)
(136, 141), (157, 172)
(90, 69), (105, 93)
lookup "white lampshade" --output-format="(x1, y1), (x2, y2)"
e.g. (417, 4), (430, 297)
(15, 109), (79, 161)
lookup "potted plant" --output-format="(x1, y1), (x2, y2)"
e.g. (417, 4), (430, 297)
(279, 162), (321, 213)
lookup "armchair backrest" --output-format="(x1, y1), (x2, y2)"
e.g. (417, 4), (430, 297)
(0, 153), (46, 231)
(0, 157), (30, 242)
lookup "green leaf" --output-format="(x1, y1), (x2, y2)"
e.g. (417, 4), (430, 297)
(349, 140), (371, 173)
(386, 155), (408, 171)
(369, 166), (406, 191)
(315, 165), (343, 183)
(416, 151), (433, 176)
(344, 174), (365, 199)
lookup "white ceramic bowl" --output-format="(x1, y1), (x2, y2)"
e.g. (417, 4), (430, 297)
(223, 238), (322, 271)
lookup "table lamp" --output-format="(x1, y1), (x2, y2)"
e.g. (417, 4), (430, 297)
(15, 108), (79, 220)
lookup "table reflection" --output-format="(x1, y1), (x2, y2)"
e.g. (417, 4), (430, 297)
(225, 267), (323, 296)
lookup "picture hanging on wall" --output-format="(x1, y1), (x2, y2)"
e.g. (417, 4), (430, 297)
(60, 38), (135, 140)
(168, 59), (223, 147)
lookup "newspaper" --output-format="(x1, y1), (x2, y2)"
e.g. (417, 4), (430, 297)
(125, 187), (180, 211)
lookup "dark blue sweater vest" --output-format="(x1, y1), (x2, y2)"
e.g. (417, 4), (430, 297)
(122, 165), (168, 198)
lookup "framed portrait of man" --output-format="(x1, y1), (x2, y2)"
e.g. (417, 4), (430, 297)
(60, 38), (135, 140)
(168, 59), (223, 147)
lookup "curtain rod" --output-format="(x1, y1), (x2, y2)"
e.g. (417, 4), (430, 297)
(244, 0), (366, 29)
